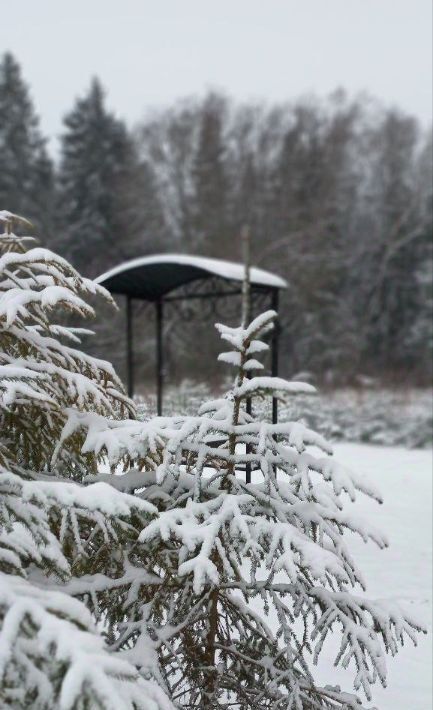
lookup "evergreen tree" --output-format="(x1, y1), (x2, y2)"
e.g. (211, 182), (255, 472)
(67, 307), (425, 708)
(0, 211), (172, 709)
(192, 93), (230, 257)
(58, 78), (143, 277)
(0, 53), (55, 239)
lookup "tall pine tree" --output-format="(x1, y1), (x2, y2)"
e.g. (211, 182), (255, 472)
(0, 53), (55, 240)
(58, 78), (144, 278)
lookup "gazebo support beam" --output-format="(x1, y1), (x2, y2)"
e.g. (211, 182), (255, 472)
(156, 299), (164, 416)
(126, 295), (134, 398)
(271, 289), (279, 425)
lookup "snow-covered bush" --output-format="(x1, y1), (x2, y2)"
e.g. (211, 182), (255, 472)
(68, 308), (426, 708)
(0, 211), (172, 709)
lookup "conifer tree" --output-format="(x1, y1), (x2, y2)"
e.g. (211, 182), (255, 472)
(0, 54), (55, 239)
(58, 79), (143, 277)
(0, 211), (172, 709)
(66, 307), (425, 708)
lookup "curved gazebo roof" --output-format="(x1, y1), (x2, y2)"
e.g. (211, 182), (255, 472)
(96, 253), (287, 300)
(96, 253), (286, 438)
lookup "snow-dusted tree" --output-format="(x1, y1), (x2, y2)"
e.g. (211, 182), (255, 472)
(0, 211), (172, 709)
(66, 308), (425, 708)
(57, 78), (147, 277)
(0, 54), (55, 240)
(0, 210), (135, 475)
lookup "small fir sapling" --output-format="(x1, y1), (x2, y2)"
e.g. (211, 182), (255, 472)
(66, 308), (426, 708)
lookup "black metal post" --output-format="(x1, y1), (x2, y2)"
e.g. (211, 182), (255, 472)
(126, 296), (134, 399)
(271, 289), (280, 424)
(156, 299), (164, 416)
(245, 374), (253, 485)
(242, 228), (253, 485)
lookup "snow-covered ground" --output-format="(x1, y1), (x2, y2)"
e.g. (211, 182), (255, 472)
(315, 444), (432, 710)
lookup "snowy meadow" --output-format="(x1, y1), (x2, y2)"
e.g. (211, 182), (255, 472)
(288, 443), (432, 710)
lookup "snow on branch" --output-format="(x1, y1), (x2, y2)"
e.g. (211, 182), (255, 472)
(234, 375), (316, 398)
(0, 467), (156, 579)
(310, 588), (426, 699)
(0, 573), (173, 710)
(215, 309), (276, 352)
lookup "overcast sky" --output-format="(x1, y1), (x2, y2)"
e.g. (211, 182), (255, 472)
(4, 0), (432, 152)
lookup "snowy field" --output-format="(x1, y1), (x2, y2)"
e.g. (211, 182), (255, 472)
(313, 444), (432, 710)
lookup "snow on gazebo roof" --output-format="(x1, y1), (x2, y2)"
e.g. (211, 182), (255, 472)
(96, 253), (287, 301)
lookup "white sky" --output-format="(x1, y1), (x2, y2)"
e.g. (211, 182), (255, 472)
(4, 0), (432, 152)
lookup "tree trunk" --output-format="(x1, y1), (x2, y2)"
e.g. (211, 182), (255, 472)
(201, 587), (219, 707)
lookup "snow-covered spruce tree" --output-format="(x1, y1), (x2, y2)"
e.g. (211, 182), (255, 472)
(65, 309), (425, 708)
(0, 211), (172, 709)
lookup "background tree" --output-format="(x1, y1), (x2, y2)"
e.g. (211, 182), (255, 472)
(0, 53), (55, 241)
(132, 91), (432, 388)
(406, 133), (433, 379)
(56, 78), (169, 384)
(57, 78), (157, 277)
(191, 92), (230, 256)
(267, 94), (362, 379)
(354, 110), (423, 373)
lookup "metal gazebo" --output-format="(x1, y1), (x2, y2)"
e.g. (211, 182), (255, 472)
(96, 254), (287, 421)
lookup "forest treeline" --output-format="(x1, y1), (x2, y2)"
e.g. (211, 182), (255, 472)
(1, 52), (431, 387)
